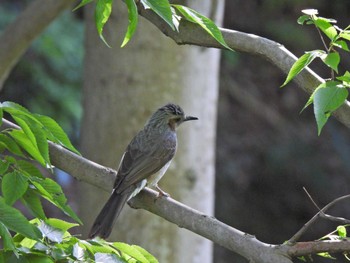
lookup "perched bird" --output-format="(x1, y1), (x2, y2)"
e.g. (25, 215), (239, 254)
(89, 103), (198, 239)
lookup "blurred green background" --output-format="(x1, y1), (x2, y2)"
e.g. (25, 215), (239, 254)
(1, 0), (350, 262)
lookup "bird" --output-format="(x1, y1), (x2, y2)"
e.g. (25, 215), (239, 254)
(88, 103), (198, 239)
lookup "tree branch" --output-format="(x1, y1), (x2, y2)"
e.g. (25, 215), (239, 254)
(4, 118), (350, 261)
(288, 193), (350, 244)
(1, 118), (292, 263)
(136, 2), (350, 130)
(0, 0), (75, 89)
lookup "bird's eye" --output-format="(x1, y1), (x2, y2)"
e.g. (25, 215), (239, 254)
(175, 117), (181, 122)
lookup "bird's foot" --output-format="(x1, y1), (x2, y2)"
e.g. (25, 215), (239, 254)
(156, 185), (170, 198)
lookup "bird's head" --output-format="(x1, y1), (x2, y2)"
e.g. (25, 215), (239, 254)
(148, 103), (198, 131)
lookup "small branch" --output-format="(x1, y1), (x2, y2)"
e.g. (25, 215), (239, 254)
(286, 240), (350, 258)
(288, 193), (350, 244)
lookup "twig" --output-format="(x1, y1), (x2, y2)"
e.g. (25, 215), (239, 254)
(288, 192), (350, 244)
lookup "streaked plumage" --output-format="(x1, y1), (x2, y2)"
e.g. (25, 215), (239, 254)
(89, 103), (197, 239)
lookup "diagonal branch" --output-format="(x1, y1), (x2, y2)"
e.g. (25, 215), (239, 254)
(1, 118), (292, 263)
(136, 2), (350, 130)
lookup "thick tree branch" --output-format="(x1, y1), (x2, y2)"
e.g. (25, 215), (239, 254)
(136, 2), (350, 130)
(4, 119), (350, 261)
(0, 0), (76, 89)
(1, 118), (292, 263)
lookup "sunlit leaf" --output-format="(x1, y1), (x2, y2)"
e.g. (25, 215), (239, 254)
(95, 0), (113, 47)
(313, 81), (348, 135)
(113, 242), (148, 262)
(301, 9), (318, 16)
(173, 5), (232, 51)
(314, 17), (338, 40)
(333, 40), (350, 52)
(34, 114), (80, 155)
(282, 50), (325, 87)
(38, 220), (64, 243)
(132, 245), (159, 263)
(121, 0), (138, 47)
(8, 130), (46, 166)
(322, 52), (340, 73)
(141, 0), (174, 30)
(337, 225), (347, 238)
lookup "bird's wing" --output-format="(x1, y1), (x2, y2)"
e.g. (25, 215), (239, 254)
(114, 130), (176, 194)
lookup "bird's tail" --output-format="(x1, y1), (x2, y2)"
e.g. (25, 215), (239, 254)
(88, 190), (129, 239)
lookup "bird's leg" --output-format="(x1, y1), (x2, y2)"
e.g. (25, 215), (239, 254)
(155, 184), (170, 198)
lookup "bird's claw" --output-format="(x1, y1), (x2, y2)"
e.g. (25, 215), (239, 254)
(156, 185), (170, 198)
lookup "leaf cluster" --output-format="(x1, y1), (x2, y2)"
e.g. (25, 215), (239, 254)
(74, 0), (231, 50)
(0, 102), (159, 262)
(1, 217), (158, 263)
(282, 9), (350, 135)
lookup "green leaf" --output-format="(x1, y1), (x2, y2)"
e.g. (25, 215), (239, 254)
(34, 114), (80, 155)
(0, 197), (41, 240)
(15, 116), (50, 166)
(8, 130), (46, 166)
(38, 220), (64, 243)
(337, 225), (347, 238)
(301, 9), (318, 16)
(0, 222), (16, 252)
(282, 50), (325, 87)
(141, 0), (174, 30)
(314, 17), (338, 40)
(22, 188), (46, 219)
(16, 160), (44, 179)
(11, 115), (37, 151)
(2, 172), (28, 205)
(313, 81), (348, 135)
(0, 108), (2, 127)
(132, 245), (158, 263)
(0, 134), (25, 157)
(45, 218), (79, 232)
(339, 30), (350, 41)
(113, 242), (148, 262)
(333, 40), (350, 52)
(173, 5), (232, 51)
(73, 0), (94, 11)
(322, 52), (340, 73)
(95, 0), (113, 47)
(337, 71), (350, 85)
(1, 101), (32, 116)
(121, 0), (138, 47)
(297, 15), (311, 25)
(32, 178), (82, 224)
(0, 159), (10, 175)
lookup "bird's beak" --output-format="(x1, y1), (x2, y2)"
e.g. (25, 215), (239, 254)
(184, 116), (198, 122)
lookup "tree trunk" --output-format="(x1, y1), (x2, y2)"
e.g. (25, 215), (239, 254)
(79, 1), (224, 262)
